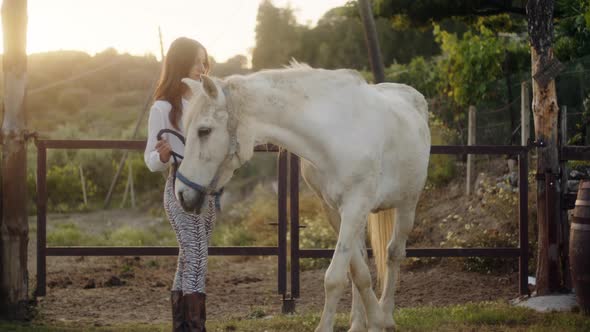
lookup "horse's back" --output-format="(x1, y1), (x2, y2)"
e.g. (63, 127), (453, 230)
(374, 82), (428, 121)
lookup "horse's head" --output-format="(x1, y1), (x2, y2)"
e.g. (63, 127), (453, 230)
(176, 75), (253, 214)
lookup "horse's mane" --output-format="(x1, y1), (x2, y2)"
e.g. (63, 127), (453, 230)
(249, 59), (367, 88)
(284, 58), (311, 70)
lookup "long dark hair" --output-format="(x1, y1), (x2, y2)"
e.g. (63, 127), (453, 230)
(154, 37), (210, 130)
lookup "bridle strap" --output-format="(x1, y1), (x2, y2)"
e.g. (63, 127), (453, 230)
(190, 85), (241, 193)
(175, 171), (224, 210)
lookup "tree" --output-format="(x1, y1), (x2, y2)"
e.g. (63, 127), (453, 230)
(1, 0), (29, 320)
(528, 0), (563, 295)
(251, 0), (301, 70)
(554, 0), (590, 60)
(374, 0), (526, 25)
(210, 55), (250, 77)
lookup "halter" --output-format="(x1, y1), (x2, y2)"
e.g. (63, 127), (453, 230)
(156, 86), (240, 211)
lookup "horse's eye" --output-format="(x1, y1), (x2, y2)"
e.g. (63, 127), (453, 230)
(198, 127), (212, 138)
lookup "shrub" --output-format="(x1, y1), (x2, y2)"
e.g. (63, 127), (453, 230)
(47, 223), (93, 246)
(107, 226), (159, 246)
(427, 114), (459, 186)
(45, 163), (98, 212)
(119, 69), (155, 91)
(459, 230), (518, 274)
(110, 90), (146, 108)
(57, 88), (90, 112)
(385, 56), (439, 98)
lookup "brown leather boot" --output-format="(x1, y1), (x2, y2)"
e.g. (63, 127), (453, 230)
(171, 290), (185, 332)
(183, 292), (206, 332)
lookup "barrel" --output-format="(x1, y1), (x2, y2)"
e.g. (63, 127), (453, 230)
(570, 180), (590, 315)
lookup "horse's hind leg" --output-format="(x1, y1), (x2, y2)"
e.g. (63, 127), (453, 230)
(320, 201), (367, 332)
(379, 201), (418, 330)
(302, 161), (367, 332)
(316, 198), (384, 332)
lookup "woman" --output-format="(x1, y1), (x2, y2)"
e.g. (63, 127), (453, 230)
(144, 37), (215, 332)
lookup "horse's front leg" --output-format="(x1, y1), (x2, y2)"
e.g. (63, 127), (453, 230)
(316, 201), (382, 332)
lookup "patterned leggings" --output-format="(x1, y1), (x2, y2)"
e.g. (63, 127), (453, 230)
(164, 175), (216, 294)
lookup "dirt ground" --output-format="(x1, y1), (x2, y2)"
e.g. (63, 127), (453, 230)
(32, 253), (518, 326)
(29, 158), (525, 326)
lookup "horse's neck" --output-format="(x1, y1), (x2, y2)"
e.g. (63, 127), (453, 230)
(240, 79), (330, 167)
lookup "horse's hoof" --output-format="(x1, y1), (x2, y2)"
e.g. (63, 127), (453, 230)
(383, 316), (396, 331)
(347, 327), (365, 332)
(367, 328), (383, 332)
(382, 321), (396, 332)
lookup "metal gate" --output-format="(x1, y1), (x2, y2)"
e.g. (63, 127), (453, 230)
(34, 140), (290, 300)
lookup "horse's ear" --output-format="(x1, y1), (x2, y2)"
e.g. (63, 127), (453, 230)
(181, 78), (202, 95)
(201, 75), (219, 100)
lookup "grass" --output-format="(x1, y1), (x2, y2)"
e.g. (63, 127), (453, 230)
(1, 302), (589, 331)
(45, 222), (176, 247)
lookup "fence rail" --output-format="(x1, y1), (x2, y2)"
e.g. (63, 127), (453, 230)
(35, 139), (536, 309)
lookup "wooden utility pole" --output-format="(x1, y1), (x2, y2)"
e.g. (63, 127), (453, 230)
(0, 0), (29, 320)
(527, 0), (564, 295)
(358, 0), (385, 83)
(104, 27), (164, 208)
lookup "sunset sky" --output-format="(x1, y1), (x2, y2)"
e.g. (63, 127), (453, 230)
(0, 0), (350, 62)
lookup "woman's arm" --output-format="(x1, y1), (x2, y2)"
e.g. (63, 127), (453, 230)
(144, 103), (171, 172)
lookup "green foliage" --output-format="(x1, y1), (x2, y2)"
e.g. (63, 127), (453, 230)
(57, 88), (90, 112)
(46, 222), (176, 247)
(374, 1), (527, 26)
(555, 0), (590, 60)
(107, 226), (160, 246)
(567, 92), (590, 145)
(434, 24), (505, 108)
(460, 230), (518, 274)
(210, 55), (251, 77)
(252, 1), (302, 70)
(47, 223), (93, 246)
(252, 1), (440, 70)
(427, 114), (458, 186)
(441, 175), (537, 274)
(45, 163), (98, 212)
(110, 91), (146, 108)
(209, 183), (334, 267)
(385, 56), (439, 97)
(211, 223), (256, 247)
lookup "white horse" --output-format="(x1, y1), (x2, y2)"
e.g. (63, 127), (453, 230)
(175, 63), (430, 332)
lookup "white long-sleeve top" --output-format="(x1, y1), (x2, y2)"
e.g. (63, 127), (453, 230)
(144, 99), (188, 172)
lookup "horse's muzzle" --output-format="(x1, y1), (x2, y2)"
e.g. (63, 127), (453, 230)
(178, 189), (206, 214)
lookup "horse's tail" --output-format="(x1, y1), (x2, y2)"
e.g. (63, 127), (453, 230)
(368, 208), (395, 289)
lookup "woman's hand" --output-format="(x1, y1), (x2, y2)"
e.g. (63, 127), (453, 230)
(156, 139), (172, 163)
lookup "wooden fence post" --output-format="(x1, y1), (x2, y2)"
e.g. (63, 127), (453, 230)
(466, 106), (476, 195)
(560, 105), (571, 289)
(528, 0), (563, 295)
